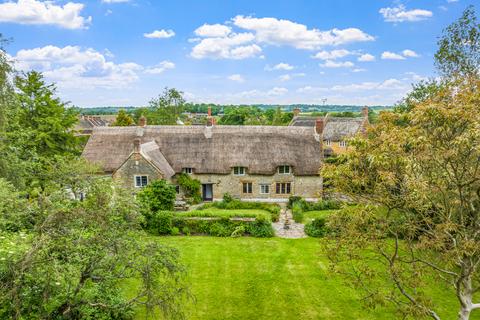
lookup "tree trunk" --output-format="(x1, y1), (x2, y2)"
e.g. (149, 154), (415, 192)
(458, 306), (471, 320)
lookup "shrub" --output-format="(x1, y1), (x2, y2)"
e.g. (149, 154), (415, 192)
(170, 227), (180, 236)
(137, 179), (176, 214)
(198, 199), (280, 222)
(247, 215), (275, 237)
(145, 211), (173, 235)
(223, 192), (234, 203)
(304, 217), (329, 237)
(287, 195), (303, 209)
(292, 202), (304, 223)
(231, 225), (245, 237)
(177, 173), (202, 204)
(181, 226), (190, 236)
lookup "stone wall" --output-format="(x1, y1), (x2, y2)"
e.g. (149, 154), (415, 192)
(178, 171), (322, 201)
(113, 153), (164, 188)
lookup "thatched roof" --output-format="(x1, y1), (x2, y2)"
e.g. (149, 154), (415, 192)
(82, 125), (322, 176)
(290, 116), (365, 141)
(139, 141), (175, 179)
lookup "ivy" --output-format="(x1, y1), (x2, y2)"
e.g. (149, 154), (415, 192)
(177, 173), (202, 204)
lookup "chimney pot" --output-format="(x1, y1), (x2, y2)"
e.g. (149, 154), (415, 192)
(133, 138), (141, 153)
(293, 108), (301, 117)
(139, 115), (147, 127)
(315, 118), (324, 135)
(207, 106), (212, 117)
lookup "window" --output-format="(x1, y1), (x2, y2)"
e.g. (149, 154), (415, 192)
(339, 141), (347, 147)
(278, 165), (291, 174)
(275, 182), (291, 194)
(324, 139), (331, 146)
(242, 182), (253, 194)
(233, 166), (246, 176)
(260, 184), (270, 194)
(182, 167), (193, 174)
(134, 175), (148, 188)
(175, 185), (180, 194)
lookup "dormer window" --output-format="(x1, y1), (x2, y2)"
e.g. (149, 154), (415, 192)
(278, 165), (291, 174)
(183, 167), (193, 174)
(233, 166), (246, 176)
(339, 141), (347, 148)
(325, 139), (331, 146)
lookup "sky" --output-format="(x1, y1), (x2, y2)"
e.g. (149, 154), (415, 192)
(0, 0), (477, 107)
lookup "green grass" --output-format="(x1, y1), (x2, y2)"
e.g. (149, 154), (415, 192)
(174, 208), (270, 219)
(132, 236), (474, 320)
(302, 209), (338, 223)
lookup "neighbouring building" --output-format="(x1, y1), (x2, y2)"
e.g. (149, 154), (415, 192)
(82, 113), (324, 202)
(289, 106), (369, 157)
(74, 115), (112, 136)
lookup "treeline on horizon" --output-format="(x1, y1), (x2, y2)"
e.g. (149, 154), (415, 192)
(75, 104), (390, 116)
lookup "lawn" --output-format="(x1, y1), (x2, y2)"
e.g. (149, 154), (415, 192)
(302, 209), (338, 223)
(132, 236), (474, 320)
(174, 207), (270, 219)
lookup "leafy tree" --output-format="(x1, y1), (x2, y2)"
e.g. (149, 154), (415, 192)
(0, 178), (188, 319)
(147, 87), (185, 125)
(112, 109), (134, 126)
(325, 79), (480, 320)
(137, 179), (177, 213)
(435, 5), (480, 79)
(14, 71), (79, 157)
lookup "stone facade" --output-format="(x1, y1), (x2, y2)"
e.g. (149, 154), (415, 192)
(113, 153), (164, 187)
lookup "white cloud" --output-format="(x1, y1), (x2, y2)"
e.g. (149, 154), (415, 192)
(358, 53), (375, 62)
(352, 68), (366, 72)
(278, 73), (305, 82)
(402, 49), (419, 57)
(266, 62), (295, 71)
(319, 60), (354, 68)
(446, 0), (458, 3)
(190, 32), (262, 59)
(267, 87), (288, 96)
(381, 51), (406, 60)
(228, 74), (245, 82)
(102, 0), (130, 2)
(0, 0), (91, 29)
(12, 45), (144, 89)
(379, 5), (433, 23)
(232, 15), (374, 50)
(195, 23), (232, 37)
(144, 61), (175, 74)
(144, 29), (175, 39)
(312, 49), (352, 60)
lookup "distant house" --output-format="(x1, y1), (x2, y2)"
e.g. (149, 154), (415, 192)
(82, 113), (323, 202)
(74, 115), (111, 135)
(289, 107), (369, 157)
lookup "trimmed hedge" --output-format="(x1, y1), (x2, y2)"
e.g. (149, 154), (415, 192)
(143, 211), (274, 238)
(198, 196), (281, 222)
(287, 196), (342, 212)
(304, 217), (329, 237)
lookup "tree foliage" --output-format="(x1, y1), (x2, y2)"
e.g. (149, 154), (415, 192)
(112, 109), (134, 126)
(137, 179), (177, 213)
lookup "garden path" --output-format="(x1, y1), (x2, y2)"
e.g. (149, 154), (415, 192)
(272, 205), (307, 238)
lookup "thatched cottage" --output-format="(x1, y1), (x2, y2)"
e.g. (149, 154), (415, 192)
(290, 107), (369, 157)
(82, 116), (324, 201)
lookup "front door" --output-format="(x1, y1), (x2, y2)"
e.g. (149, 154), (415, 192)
(202, 184), (213, 201)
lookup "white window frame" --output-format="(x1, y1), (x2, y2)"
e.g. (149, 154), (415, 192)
(324, 139), (331, 146)
(233, 166), (246, 176)
(278, 165), (291, 175)
(260, 184), (270, 194)
(182, 167), (193, 174)
(134, 175), (148, 188)
(339, 140), (347, 147)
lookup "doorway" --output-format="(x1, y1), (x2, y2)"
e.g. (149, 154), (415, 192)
(202, 184), (213, 201)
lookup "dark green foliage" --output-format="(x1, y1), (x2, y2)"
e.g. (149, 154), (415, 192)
(292, 202), (304, 223)
(137, 87), (185, 125)
(138, 179), (177, 213)
(0, 179), (36, 232)
(288, 196), (342, 212)
(199, 199), (281, 222)
(176, 173), (202, 204)
(304, 217), (329, 237)
(145, 210), (174, 235)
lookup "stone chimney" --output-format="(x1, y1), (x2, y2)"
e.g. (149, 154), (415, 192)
(315, 118), (324, 135)
(293, 108), (301, 117)
(139, 115), (147, 127)
(362, 106), (369, 118)
(133, 138), (141, 153)
(208, 106), (212, 117)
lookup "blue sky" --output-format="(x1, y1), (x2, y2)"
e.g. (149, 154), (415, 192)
(0, 0), (476, 107)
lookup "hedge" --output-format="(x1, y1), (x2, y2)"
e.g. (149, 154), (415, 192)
(198, 197), (281, 222)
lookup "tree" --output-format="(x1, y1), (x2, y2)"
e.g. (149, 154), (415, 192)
(112, 109), (134, 126)
(435, 5), (480, 79)
(137, 179), (177, 213)
(14, 71), (79, 157)
(0, 178), (189, 319)
(148, 87), (185, 125)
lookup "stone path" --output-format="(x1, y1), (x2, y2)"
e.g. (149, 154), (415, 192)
(272, 205), (307, 239)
